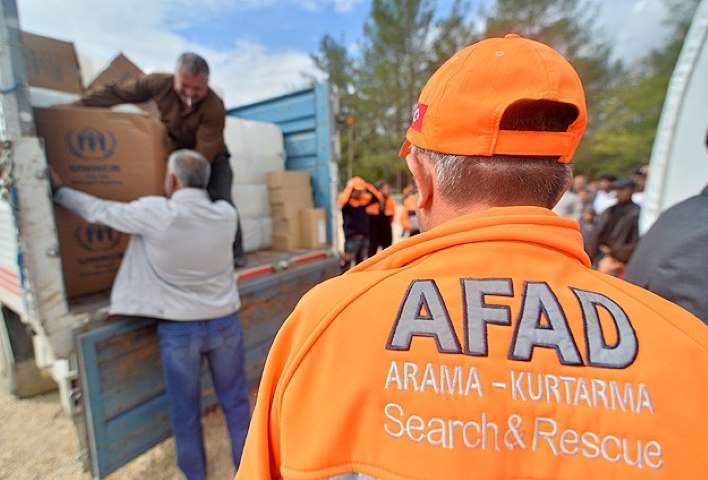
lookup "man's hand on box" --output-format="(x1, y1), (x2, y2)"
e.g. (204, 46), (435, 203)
(48, 167), (64, 195)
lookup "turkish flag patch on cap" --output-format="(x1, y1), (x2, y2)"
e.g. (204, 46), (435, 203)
(410, 103), (428, 132)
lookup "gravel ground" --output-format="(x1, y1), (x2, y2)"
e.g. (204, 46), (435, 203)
(0, 388), (239, 480)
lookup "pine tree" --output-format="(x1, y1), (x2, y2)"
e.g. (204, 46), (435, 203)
(312, 35), (358, 180)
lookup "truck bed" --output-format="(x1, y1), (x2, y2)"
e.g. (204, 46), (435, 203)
(66, 246), (335, 317)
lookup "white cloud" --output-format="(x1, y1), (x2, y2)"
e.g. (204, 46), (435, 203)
(16, 0), (324, 106)
(297, 0), (363, 12)
(595, 0), (670, 63)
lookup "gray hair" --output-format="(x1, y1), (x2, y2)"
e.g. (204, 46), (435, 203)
(411, 145), (572, 209)
(411, 146), (467, 196)
(176, 52), (210, 76)
(167, 150), (211, 189)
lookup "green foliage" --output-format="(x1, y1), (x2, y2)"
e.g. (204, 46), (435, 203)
(483, 0), (623, 172)
(428, 0), (478, 71)
(313, 0), (474, 188)
(355, 0), (436, 185)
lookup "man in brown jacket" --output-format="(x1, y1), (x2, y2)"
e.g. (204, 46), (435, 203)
(78, 52), (246, 266)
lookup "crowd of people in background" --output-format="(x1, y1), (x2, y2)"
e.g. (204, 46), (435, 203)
(339, 166), (653, 277)
(553, 166), (649, 277)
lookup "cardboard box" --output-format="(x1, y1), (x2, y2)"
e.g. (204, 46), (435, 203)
(22, 31), (83, 94)
(268, 187), (313, 206)
(272, 216), (301, 251)
(87, 53), (143, 91)
(266, 170), (310, 190)
(35, 106), (168, 298)
(270, 202), (306, 220)
(299, 208), (327, 248)
(272, 217), (300, 240)
(272, 234), (298, 251)
(87, 53), (160, 117)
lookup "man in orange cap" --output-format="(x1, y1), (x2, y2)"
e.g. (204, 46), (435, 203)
(400, 185), (420, 237)
(338, 177), (383, 271)
(237, 34), (708, 479)
(366, 180), (396, 257)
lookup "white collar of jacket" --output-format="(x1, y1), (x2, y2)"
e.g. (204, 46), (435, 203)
(170, 188), (210, 203)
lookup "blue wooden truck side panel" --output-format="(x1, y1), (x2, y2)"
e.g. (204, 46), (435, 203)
(77, 83), (339, 478)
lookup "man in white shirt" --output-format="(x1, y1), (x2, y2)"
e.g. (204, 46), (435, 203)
(592, 173), (617, 214)
(52, 150), (249, 480)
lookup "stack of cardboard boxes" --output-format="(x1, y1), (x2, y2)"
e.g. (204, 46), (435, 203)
(267, 171), (327, 251)
(24, 32), (168, 299)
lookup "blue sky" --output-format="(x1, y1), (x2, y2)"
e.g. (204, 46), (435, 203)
(18, 0), (671, 106)
(173, 0), (469, 54)
(174, 1), (372, 53)
(171, 0), (668, 62)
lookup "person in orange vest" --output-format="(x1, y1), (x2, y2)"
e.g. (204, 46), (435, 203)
(237, 34), (708, 479)
(399, 186), (420, 237)
(338, 176), (382, 271)
(367, 180), (396, 257)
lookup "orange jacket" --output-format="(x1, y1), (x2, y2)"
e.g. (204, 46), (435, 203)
(237, 207), (708, 479)
(367, 194), (396, 221)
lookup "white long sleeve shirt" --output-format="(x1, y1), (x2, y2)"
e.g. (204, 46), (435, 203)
(54, 187), (240, 320)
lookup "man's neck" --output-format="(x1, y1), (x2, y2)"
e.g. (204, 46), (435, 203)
(423, 202), (491, 231)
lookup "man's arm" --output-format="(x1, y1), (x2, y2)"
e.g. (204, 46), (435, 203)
(54, 187), (162, 236)
(337, 184), (355, 209)
(195, 105), (226, 161)
(78, 74), (157, 108)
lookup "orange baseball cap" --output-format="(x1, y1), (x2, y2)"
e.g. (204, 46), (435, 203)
(400, 34), (587, 163)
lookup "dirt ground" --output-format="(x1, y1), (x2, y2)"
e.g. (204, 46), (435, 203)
(0, 388), (238, 480)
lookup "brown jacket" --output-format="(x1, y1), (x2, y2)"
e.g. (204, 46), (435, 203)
(79, 73), (226, 161)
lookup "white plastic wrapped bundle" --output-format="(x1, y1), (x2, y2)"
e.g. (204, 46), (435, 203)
(260, 218), (273, 249)
(240, 217), (263, 253)
(233, 184), (270, 218)
(225, 116), (285, 184)
(239, 216), (274, 252)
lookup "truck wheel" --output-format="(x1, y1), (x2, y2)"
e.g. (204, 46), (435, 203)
(0, 305), (56, 397)
(0, 306), (14, 393)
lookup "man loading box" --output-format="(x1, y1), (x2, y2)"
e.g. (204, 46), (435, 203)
(51, 150), (250, 480)
(77, 52), (246, 267)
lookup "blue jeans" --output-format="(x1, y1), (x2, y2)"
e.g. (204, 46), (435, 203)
(157, 312), (251, 480)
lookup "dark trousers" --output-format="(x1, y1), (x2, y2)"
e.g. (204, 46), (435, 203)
(342, 234), (369, 272)
(207, 153), (244, 262)
(157, 313), (251, 480)
(368, 214), (393, 257)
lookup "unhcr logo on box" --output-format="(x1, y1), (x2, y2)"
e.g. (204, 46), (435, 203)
(74, 224), (122, 252)
(65, 127), (117, 160)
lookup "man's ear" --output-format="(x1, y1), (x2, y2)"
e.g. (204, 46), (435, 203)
(164, 172), (179, 196)
(406, 151), (434, 210)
